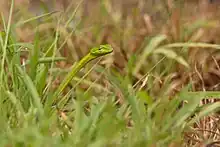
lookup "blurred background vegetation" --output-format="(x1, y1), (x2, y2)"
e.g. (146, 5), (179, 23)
(1, 0), (220, 146)
(2, 0), (220, 93)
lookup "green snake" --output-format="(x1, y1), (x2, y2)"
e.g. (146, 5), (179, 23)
(52, 44), (113, 102)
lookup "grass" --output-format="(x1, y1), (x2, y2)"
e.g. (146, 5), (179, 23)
(1, 0), (220, 146)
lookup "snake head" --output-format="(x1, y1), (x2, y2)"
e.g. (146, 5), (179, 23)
(90, 44), (113, 56)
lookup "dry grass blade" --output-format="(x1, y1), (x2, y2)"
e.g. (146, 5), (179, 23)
(133, 35), (167, 76)
(163, 42), (220, 50)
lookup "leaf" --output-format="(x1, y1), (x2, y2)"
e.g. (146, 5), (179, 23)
(137, 90), (153, 105)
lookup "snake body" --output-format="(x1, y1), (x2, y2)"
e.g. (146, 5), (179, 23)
(53, 44), (113, 102)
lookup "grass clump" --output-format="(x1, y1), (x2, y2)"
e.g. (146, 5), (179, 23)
(0, 0), (220, 146)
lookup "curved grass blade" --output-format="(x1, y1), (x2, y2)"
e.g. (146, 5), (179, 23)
(133, 35), (167, 75)
(153, 47), (189, 68)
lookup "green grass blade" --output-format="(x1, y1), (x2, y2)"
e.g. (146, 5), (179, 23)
(188, 102), (220, 125)
(15, 64), (44, 117)
(29, 31), (40, 80)
(24, 57), (66, 65)
(36, 65), (48, 96)
(16, 11), (59, 27)
(6, 91), (25, 120)
(0, 0), (14, 88)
